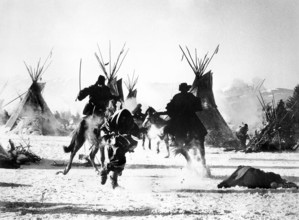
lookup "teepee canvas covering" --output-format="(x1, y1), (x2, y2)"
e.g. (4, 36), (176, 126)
(5, 53), (63, 135)
(180, 45), (237, 146)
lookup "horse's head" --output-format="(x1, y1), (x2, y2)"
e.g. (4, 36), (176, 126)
(142, 106), (167, 129)
(145, 106), (156, 117)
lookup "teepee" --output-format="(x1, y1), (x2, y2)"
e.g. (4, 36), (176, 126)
(124, 72), (138, 99)
(123, 72), (140, 112)
(95, 43), (126, 102)
(5, 52), (63, 135)
(180, 45), (237, 147)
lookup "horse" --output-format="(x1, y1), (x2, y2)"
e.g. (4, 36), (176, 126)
(131, 113), (152, 151)
(142, 107), (170, 157)
(56, 100), (117, 175)
(142, 106), (208, 174)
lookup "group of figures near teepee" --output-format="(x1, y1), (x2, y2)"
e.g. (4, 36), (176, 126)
(5, 44), (297, 189)
(55, 44), (241, 188)
(0, 44), (239, 186)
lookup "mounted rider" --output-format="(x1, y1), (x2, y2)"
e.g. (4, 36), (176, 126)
(164, 82), (207, 142)
(64, 75), (120, 155)
(78, 75), (119, 117)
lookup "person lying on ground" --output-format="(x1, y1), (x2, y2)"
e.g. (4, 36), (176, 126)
(218, 165), (298, 189)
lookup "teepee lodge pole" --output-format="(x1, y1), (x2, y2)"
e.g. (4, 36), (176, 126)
(95, 43), (128, 101)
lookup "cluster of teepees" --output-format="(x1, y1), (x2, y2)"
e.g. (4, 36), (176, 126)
(5, 51), (65, 135)
(179, 45), (238, 147)
(95, 43), (126, 102)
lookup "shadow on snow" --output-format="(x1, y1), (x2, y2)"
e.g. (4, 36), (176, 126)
(0, 201), (222, 216)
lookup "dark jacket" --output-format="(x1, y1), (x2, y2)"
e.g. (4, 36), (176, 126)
(77, 84), (114, 115)
(166, 92), (202, 118)
(165, 91), (207, 138)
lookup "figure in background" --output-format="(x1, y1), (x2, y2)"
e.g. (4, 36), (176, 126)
(236, 123), (249, 149)
(132, 103), (145, 121)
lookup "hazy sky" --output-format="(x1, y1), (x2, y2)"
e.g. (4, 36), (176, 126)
(0, 0), (298, 112)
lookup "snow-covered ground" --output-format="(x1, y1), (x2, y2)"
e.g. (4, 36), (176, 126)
(0, 134), (298, 219)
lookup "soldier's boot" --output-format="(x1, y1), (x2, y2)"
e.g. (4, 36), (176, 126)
(110, 171), (119, 189)
(100, 167), (109, 185)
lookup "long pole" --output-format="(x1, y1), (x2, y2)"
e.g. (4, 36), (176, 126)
(3, 91), (27, 108)
(75, 58), (82, 101)
(79, 58), (82, 91)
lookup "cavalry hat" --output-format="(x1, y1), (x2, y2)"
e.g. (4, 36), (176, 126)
(179, 82), (192, 92)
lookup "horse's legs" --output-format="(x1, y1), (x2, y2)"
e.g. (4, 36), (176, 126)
(148, 138), (152, 150)
(57, 138), (84, 175)
(164, 136), (170, 158)
(181, 149), (191, 166)
(89, 144), (101, 173)
(57, 121), (86, 175)
(156, 140), (160, 154)
(198, 138), (206, 168)
(176, 146), (191, 166)
(142, 134), (146, 150)
(99, 145), (106, 168)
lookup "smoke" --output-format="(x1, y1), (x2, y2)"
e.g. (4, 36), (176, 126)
(136, 82), (178, 112)
(123, 98), (138, 112)
(216, 78), (265, 134)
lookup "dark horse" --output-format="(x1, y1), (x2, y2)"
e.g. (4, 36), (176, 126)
(142, 106), (208, 174)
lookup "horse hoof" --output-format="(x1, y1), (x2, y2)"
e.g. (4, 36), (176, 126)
(164, 155), (169, 158)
